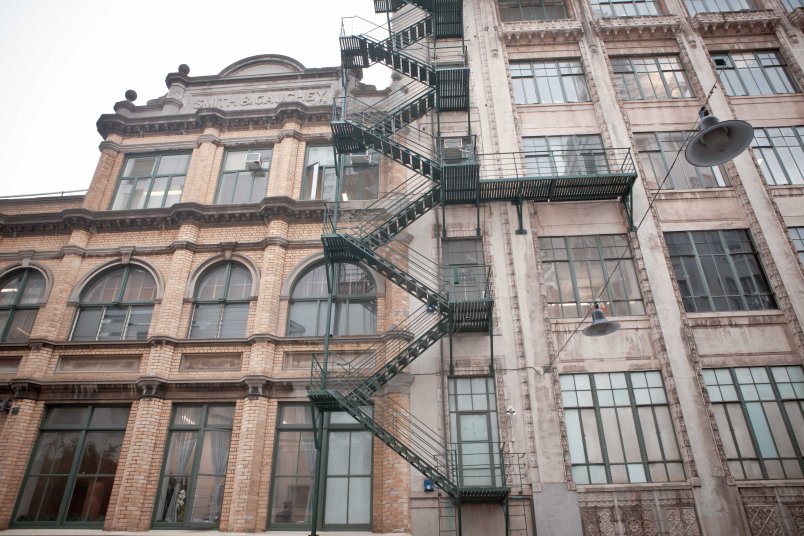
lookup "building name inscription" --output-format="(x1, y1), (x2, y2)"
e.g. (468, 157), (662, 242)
(192, 90), (331, 110)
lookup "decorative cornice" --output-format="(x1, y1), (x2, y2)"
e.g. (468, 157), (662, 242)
(593, 15), (682, 39)
(689, 10), (780, 36)
(196, 133), (222, 146)
(98, 140), (123, 153)
(789, 7), (804, 31)
(97, 102), (332, 138)
(500, 19), (584, 44)
(0, 197), (326, 236)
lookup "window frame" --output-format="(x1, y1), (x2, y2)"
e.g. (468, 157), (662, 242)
(751, 126), (804, 186)
(0, 268), (46, 343)
(188, 262), (253, 340)
(703, 366), (804, 480)
(713, 51), (798, 97)
(286, 263), (377, 338)
(214, 147), (273, 204)
(635, 131), (729, 189)
(498, 0), (569, 21)
(152, 404), (235, 529)
(560, 371), (685, 484)
(665, 230), (777, 313)
(340, 151), (381, 201)
(110, 153), (190, 210)
(590, 0), (662, 17)
(510, 59), (591, 105)
(301, 145), (337, 201)
(789, 227), (804, 266)
(70, 265), (156, 342)
(12, 405), (130, 528)
(539, 234), (646, 318)
(611, 56), (693, 101)
(684, 0), (754, 14)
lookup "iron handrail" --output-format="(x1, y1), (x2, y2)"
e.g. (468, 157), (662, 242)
(475, 147), (636, 181)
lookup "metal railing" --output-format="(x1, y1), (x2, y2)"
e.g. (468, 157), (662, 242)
(475, 147), (636, 181)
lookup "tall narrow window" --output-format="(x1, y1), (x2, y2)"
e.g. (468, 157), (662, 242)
(322, 412), (372, 528)
(154, 405), (234, 528)
(523, 135), (609, 177)
(341, 151), (380, 201)
(302, 146), (337, 200)
(611, 56), (692, 100)
(448, 377), (503, 487)
(13, 406), (130, 526)
(713, 51), (798, 96)
(499, 0), (568, 20)
(685, 0), (754, 13)
(215, 148), (272, 204)
(751, 126), (804, 185)
(511, 60), (590, 104)
(560, 371), (685, 484)
(540, 235), (645, 318)
(635, 132), (728, 189)
(71, 265), (156, 341)
(287, 263), (376, 337)
(189, 262), (252, 339)
(443, 238), (487, 302)
(704, 366), (804, 480)
(789, 227), (804, 265)
(590, 0), (661, 17)
(111, 154), (189, 210)
(270, 405), (316, 528)
(665, 230), (776, 312)
(0, 268), (45, 343)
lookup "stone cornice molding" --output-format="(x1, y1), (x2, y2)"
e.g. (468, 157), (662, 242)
(97, 102), (332, 138)
(98, 140), (123, 153)
(501, 19), (585, 44)
(0, 197), (326, 236)
(689, 9), (780, 35)
(593, 15), (682, 39)
(164, 65), (341, 89)
(196, 133), (222, 146)
(789, 7), (804, 30)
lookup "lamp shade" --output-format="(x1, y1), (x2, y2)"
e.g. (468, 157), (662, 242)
(685, 114), (754, 167)
(582, 303), (621, 337)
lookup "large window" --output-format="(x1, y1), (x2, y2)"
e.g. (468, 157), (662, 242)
(561, 371), (685, 484)
(71, 265), (156, 341)
(13, 406), (129, 526)
(590, 0), (661, 17)
(189, 262), (252, 339)
(270, 405), (372, 530)
(713, 51), (798, 96)
(751, 126), (804, 186)
(341, 152), (380, 201)
(635, 132), (728, 189)
(287, 263), (376, 337)
(540, 235), (645, 318)
(523, 135), (609, 177)
(684, 0), (753, 13)
(0, 268), (45, 343)
(611, 56), (692, 100)
(215, 148), (272, 204)
(511, 60), (590, 104)
(789, 227), (804, 265)
(443, 238), (487, 302)
(498, 0), (568, 20)
(154, 405), (234, 528)
(665, 230), (776, 313)
(302, 146), (337, 201)
(111, 154), (189, 210)
(448, 377), (503, 487)
(704, 366), (804, 480)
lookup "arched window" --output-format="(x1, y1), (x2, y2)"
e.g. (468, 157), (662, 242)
(0, 268), (46, 343)
(287, 263), (376, 337)
(189, 262), (252, 339)
(72, 265), (156, 341)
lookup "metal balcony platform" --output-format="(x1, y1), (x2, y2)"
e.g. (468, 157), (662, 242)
(478, 173), (637, 203)
(457, 487), (511, 503)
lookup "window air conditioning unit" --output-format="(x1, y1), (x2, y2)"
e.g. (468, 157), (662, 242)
(442, 138), (465, 160)
(350, 153), (378, 165)
(245, 152), (263, 171)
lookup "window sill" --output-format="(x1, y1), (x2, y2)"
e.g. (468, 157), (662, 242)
(515, 101), (594, 111)
(685, 309), (785, 327)
(577, 482), (694, 492)
(650, 187), (735, 199)
(592, 14), (682, 39)
(501, 19), (583, 45)
(689, 9), (780, 35)
(769, 184), (804, 197)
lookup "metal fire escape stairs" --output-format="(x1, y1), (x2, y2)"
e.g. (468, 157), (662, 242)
(307, 1), (638, 534)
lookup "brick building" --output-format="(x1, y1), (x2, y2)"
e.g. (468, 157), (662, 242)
(1, 0), (804, 535)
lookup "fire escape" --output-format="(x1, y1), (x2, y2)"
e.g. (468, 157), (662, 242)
(307, 1), (638, 534)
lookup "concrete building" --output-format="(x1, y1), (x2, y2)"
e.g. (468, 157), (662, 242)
(1, 0), (803, 535)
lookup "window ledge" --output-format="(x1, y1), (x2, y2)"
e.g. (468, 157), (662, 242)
(689, 10), (780, 36)
(550, 315), (650, 329)
(769, 184), (804, 197)
(577, 482), (694, 491)
(501, 19), (583, 44)
(685, 310), (785, 327)
(515, 101), (595, 111)
(650, 187), (736, 199)
(592, 15), (682, 39)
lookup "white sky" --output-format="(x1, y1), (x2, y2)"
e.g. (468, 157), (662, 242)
(0, 0), (390, 197)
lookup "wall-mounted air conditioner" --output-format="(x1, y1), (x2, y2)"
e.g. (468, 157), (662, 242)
(245, 152), (263, 171)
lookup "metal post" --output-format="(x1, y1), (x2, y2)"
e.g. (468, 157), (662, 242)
(321, 262), (336, 386)
(309, 408), (325, 536)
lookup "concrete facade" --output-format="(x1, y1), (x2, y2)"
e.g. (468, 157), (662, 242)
(0, 0), (803, 534)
